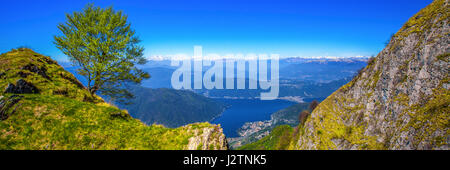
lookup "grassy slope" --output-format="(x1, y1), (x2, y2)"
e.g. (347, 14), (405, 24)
(0, 48), (220, 150)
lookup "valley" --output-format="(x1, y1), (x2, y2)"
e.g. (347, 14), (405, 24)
(1, 0), (446, 153)
(211, 99), (296, 138)
(136, 58), (365, 146)
(62, 57), (365, 133)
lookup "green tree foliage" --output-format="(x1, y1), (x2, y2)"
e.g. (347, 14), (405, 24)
(298, 101), (319, 126)
(54, 4), (149, 104)
(309, 100), (319, 111)
(298, 110), (310, 126)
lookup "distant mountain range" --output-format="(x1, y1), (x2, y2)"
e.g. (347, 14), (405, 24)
(139, 57), (368, 83)
(279, 60), (367, 82)
(194, 77), (352, 102)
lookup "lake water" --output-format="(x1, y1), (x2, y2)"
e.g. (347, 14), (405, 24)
(211, 99), (296, 138)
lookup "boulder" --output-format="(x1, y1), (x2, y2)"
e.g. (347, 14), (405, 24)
(21, 64), (50, 80)
(4, 79), (39, 94)
(0, 95), (23, 120)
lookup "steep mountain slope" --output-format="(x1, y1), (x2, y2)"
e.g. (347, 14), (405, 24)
(122, 86), (226, 128)
(0, 48), (227, 150)
(291, 0), (449, 150)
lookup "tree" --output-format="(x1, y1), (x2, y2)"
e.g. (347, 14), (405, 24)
(298, 110), (310, 126)
(309, 100), (319, 111)
(54, 4), (149, 104)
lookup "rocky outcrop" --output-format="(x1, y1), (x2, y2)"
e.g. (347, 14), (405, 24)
(4, 79), (39, 94)
(185, 125), (228, 150)
(293, 0), (449, 150)
(0, 95), (23, 120)
(21, 63), (50, 80)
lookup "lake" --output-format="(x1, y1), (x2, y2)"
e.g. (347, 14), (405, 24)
(211, 99), (296, 138)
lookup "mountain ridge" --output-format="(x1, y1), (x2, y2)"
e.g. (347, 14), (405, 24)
(291, 0), (449, 150)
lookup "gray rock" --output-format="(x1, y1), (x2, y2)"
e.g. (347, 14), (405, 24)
(21, 64), (50, 80)
(0, 95), (24, 120)
(185, 125), (228, 150)
(4, 79), (39, 94)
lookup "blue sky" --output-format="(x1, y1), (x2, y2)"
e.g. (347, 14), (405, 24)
(0, 0), (432, 61)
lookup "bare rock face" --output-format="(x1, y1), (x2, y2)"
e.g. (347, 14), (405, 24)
(21, 63), (50, 80)
(0, 95), (23, 120)
(293, 0), (449, 150)
(4, 79), (39, 94)
(185, 125), (228, 150)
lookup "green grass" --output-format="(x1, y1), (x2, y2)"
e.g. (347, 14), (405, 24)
(402, 86), (450, 148)
(0, 94), (202, 149)
(0, 48), (98, 103)
(0, 48), (222, 150)
(436, 53), (449, 62)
